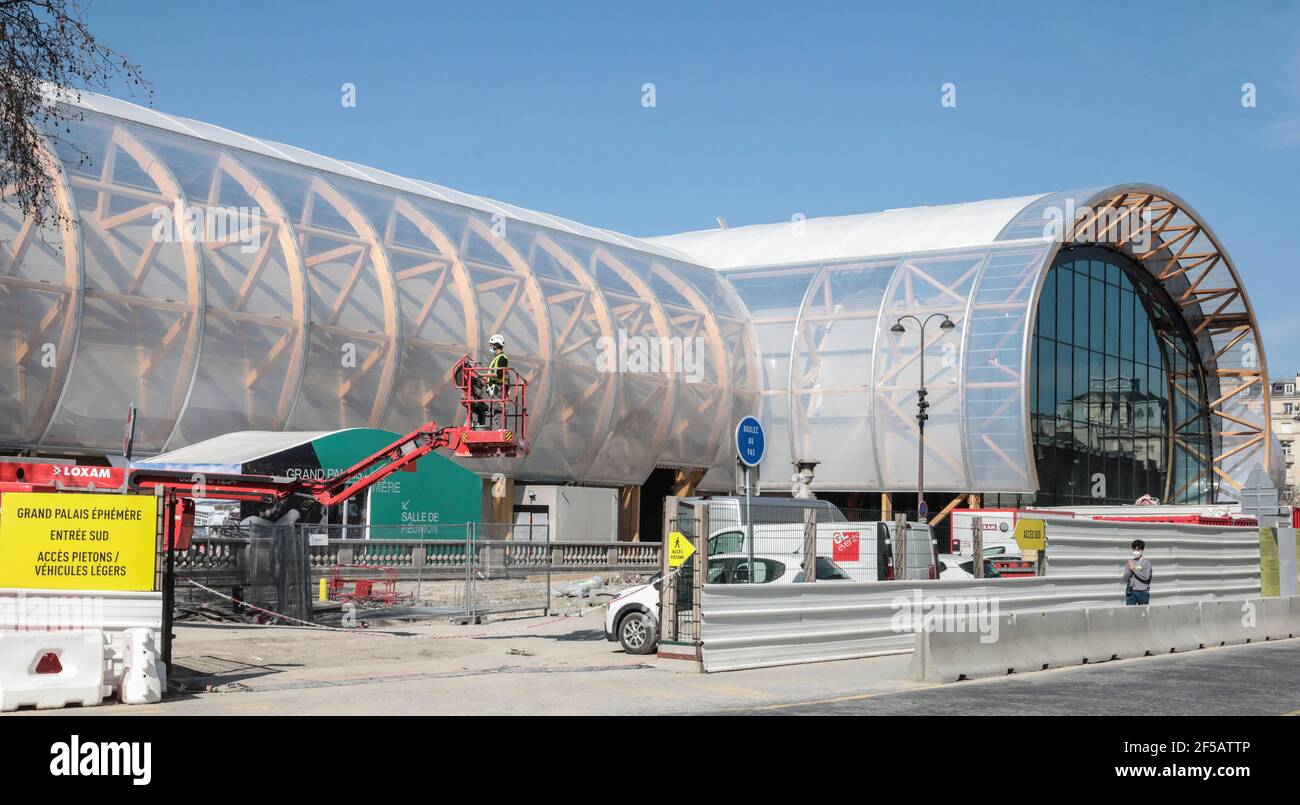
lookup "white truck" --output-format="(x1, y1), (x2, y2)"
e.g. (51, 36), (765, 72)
(948, 504), (1250, 561)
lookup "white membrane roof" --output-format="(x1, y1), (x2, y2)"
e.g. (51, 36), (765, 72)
(646, 193), (1051, 270)
(54, 89), (699, 263)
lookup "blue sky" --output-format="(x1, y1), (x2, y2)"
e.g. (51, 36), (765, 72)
(84, 1), (1300, 369)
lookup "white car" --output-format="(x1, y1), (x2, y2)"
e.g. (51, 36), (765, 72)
(603, 552), (851, 655)
(937, 553), (1003, 579)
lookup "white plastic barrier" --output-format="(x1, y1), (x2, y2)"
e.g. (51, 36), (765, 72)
(0, 589), (165, 710)
(0, 631), (105, 711)
(117, 628), (165, 705)
(910, 596), (1300, 683)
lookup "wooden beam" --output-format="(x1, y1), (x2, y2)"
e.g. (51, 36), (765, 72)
(927, 493), (968, 527)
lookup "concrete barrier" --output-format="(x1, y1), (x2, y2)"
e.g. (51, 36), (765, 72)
(1084, 605), (1150, 661)
(908, 613), (1019, 682)
(1204, 598), (1249, 645)
(910, 609), (1091, 682)
(1146, 602), (1203, 653)
(911, 596), (1300, 683)
(1258, 598), (1295, 641)
(1013, 609), (1088, 671)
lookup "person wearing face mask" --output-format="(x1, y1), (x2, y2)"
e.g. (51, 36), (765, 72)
(1123, 539), (1152, 605)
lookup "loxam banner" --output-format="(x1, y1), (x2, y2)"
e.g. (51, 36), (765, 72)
(0, 492), (158, 592)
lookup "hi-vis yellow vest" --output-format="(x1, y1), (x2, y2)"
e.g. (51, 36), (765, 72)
(489, 353), (511, 389)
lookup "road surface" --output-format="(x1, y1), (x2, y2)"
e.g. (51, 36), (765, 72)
(719, 638), (1300, 715)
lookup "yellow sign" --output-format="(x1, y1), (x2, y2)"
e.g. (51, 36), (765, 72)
(1260, 526), (1280, 597)
(0, 492), (158, 592)
(667, 530), (696, 567)
(1013, 518), (1046, 552)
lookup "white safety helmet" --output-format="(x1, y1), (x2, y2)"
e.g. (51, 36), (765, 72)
(489, 334), (506, 348)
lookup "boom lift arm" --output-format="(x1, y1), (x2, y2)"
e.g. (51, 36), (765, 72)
(128, 355), (528, 513)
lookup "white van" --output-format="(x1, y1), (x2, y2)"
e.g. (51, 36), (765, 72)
(680, 496), (847, 531)
(704, 520), (937, 582)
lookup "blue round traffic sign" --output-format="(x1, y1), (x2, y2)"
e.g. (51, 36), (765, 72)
(735, 416), (765, 467)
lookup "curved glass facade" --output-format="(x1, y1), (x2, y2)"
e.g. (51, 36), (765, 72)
(1030, 246), (1212, 506)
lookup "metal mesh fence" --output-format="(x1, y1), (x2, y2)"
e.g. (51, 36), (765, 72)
(174, 524), (250, 614)
(176, 520), (563, 624)
(467, 523), (552, 617)
(668, 508), (699, 643)
(246, 521), (312, 622)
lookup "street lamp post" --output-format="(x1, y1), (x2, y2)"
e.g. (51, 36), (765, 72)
(890, 313), (956, 524)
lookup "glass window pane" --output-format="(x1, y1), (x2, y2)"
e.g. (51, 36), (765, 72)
(1090, 276), (1105, 352)
(1074, 272), (1089, 345)
(1036, 339), (1055, 413)
(1038, 271), (1055, 337)
(1057, 266), (1072, 342)
(1057, 342), (1073, 410)
(1074, 346), (1089, 421)
(1120, 289), (1135, 360)
(1105, 284), (1120, 355)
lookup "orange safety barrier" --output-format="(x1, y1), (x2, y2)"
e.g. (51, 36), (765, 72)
(327, 564), (398, 605)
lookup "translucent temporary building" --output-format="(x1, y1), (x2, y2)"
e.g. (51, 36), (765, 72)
(651, 188), (1280, 504)
(0, 92), (1278, 504)
(0, 91), (758, 491)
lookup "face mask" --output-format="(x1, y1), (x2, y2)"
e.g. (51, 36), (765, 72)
(1132, 551), (1143, 559)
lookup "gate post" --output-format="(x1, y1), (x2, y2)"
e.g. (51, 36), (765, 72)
(692, 504), (709, 656)
(802, 507), (817, 583)
(660, 496), (679, 643)
(894, 513), (908, 580)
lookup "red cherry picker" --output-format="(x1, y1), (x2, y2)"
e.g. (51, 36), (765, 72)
(129, 357), (528, 513)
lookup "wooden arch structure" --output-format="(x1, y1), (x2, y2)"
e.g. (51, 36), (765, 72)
(0, 136), (81, 446)
(1054, 187), (1272, 498)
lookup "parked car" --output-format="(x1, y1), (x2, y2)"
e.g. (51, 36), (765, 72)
(603, 552), (852, 655)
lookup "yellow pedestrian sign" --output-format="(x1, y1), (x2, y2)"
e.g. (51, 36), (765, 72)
(668, 531), (696, 567)
(1014, 518), (1046, 551)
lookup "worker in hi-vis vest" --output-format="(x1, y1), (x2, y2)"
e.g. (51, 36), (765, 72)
(483, 333), (510, 428)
